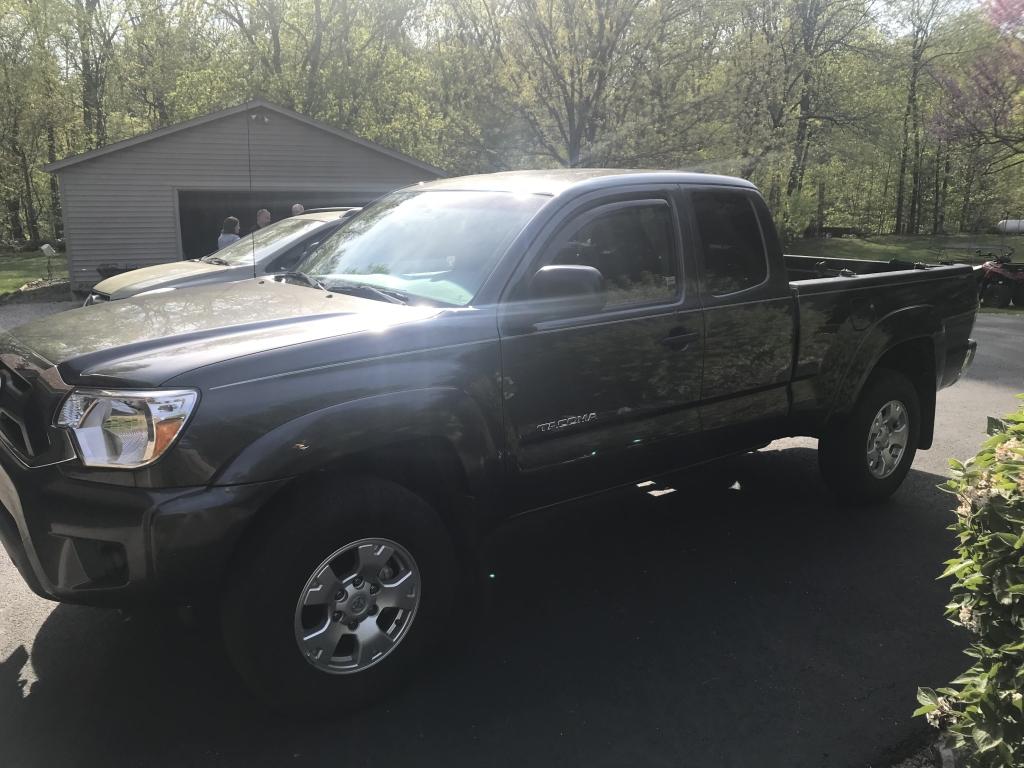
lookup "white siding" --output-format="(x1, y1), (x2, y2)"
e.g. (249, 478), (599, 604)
(58, 108), (439, 290)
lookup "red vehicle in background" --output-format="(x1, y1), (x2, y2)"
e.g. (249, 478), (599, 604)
(976, 247), (1024, 308)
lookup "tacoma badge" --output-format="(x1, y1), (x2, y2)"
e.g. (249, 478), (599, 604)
(537, 413), (597, 432)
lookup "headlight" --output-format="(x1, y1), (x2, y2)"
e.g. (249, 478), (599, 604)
(56, 389), (198, 468)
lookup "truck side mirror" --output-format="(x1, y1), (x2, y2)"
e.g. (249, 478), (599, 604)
(526, 264), (606, 321)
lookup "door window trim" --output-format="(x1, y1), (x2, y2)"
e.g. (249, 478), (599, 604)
(688, 187), (772, 300)
(522, 196), (685, 317)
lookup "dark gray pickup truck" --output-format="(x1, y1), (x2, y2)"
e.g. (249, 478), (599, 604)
(0, 170), (977, 708)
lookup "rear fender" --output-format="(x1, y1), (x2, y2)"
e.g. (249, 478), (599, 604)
(825, 305), (941, 426)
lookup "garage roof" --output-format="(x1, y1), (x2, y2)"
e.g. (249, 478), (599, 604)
(43, 99), (446, 177)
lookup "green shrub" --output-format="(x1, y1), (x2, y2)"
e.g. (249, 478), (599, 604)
(917, 398), (1024, 767)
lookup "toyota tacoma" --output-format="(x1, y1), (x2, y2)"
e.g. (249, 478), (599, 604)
(0, 170), (978, 708)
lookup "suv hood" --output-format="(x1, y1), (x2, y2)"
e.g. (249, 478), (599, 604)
(7, 279), (441, 386)
(93, 260), (242, 299)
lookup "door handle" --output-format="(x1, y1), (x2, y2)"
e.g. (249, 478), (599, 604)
(661, 330), (699, 351)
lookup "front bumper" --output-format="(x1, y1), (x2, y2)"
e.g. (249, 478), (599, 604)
(0, 449), (287, 606)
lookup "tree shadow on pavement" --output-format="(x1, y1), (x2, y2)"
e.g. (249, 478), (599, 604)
(0, 447), (968, 768)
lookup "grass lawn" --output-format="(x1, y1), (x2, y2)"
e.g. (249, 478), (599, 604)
(0, 251), (60, 293)
(791, 233), (1024, 264)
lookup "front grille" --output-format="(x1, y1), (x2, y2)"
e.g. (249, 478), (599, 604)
(0, 360), (52, 458)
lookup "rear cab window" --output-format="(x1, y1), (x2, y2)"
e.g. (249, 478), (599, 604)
(691, 189), (769, 297)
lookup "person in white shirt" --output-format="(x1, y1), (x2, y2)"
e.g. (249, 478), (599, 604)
(217, 216), (241, 250)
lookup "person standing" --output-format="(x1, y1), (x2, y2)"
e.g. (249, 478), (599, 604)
(218, 216), (241, 249)
(247, 208), (271, 235)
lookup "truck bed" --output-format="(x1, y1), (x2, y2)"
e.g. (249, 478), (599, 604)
(784, 253), (944, 281)
(780, 253), (978, 436)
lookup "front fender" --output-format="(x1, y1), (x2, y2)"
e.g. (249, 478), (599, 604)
(212, 387), (500, 493)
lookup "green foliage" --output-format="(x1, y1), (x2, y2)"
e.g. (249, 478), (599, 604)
(2, 0), (1024, 251)
(917, 398), (1024, 767)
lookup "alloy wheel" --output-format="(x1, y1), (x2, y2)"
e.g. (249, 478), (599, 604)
(294, 538), (420, 674)
(866, 399), (910, 479)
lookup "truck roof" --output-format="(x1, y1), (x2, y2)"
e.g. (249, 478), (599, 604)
(414, 169), (757, 197)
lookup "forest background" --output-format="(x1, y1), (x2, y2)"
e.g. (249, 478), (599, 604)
(2, 0), (1024, 249)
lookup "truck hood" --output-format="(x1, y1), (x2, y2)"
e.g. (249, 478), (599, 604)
(7, 279), (442, 386)
(93, 260), (244, 299)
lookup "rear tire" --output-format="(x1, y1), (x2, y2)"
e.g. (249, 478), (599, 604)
(818, 369), (920, 505)
(221, 476), (456, 712)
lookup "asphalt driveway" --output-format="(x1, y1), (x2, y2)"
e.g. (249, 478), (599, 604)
(0, 312), (1021, 768)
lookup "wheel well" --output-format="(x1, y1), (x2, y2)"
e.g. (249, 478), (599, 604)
(338, 437), (476, 528)
(874, 339), (936, 450)
(234, 437), (481, 577)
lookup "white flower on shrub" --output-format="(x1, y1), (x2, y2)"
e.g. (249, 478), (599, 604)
(961, 471), (1007, 505)
(957, 602), (981, 633)
(925, 696), (956, 729)
(995, 438), (1023, 463)
(955, 497), (973, 519)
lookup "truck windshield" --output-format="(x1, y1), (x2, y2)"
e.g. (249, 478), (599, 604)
(202, 218), (327, 266)
(302, 190), (547, 306)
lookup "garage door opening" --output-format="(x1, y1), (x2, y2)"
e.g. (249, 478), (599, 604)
(177, 190), (373, 259)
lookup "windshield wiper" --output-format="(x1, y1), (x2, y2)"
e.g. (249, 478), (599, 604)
(273, 271), (326, 290)
(325, 281), (408, 305)
(201, 256), (231, 266)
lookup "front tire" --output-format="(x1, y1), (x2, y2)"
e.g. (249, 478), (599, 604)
(221, 477), (456, 711)
(818, 369), (920, 504)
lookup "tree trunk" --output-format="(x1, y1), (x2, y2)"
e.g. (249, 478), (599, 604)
(894, 41), (923, 234)
(6, 199), (25, 242)
(10, 135), (40, 243)
(567, 130), (582, 168)
(19, 167), (41, 245)
(894, 137), (910, 233)
(937, 153), (950, 235)
(47, 122), (63, 240)
(960, 151), (976, 233)
(894, 108), (911, 233)
(908, 168), (920, 234)
(78, 0), (106, 148)
(303, 0), (325, 115)
(879, 157), (892, 235)
(816, 178), (826, 237)
(768, 173), (781, 212)
(786, 72), (813, 198)
(908, 124), (922, 234)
